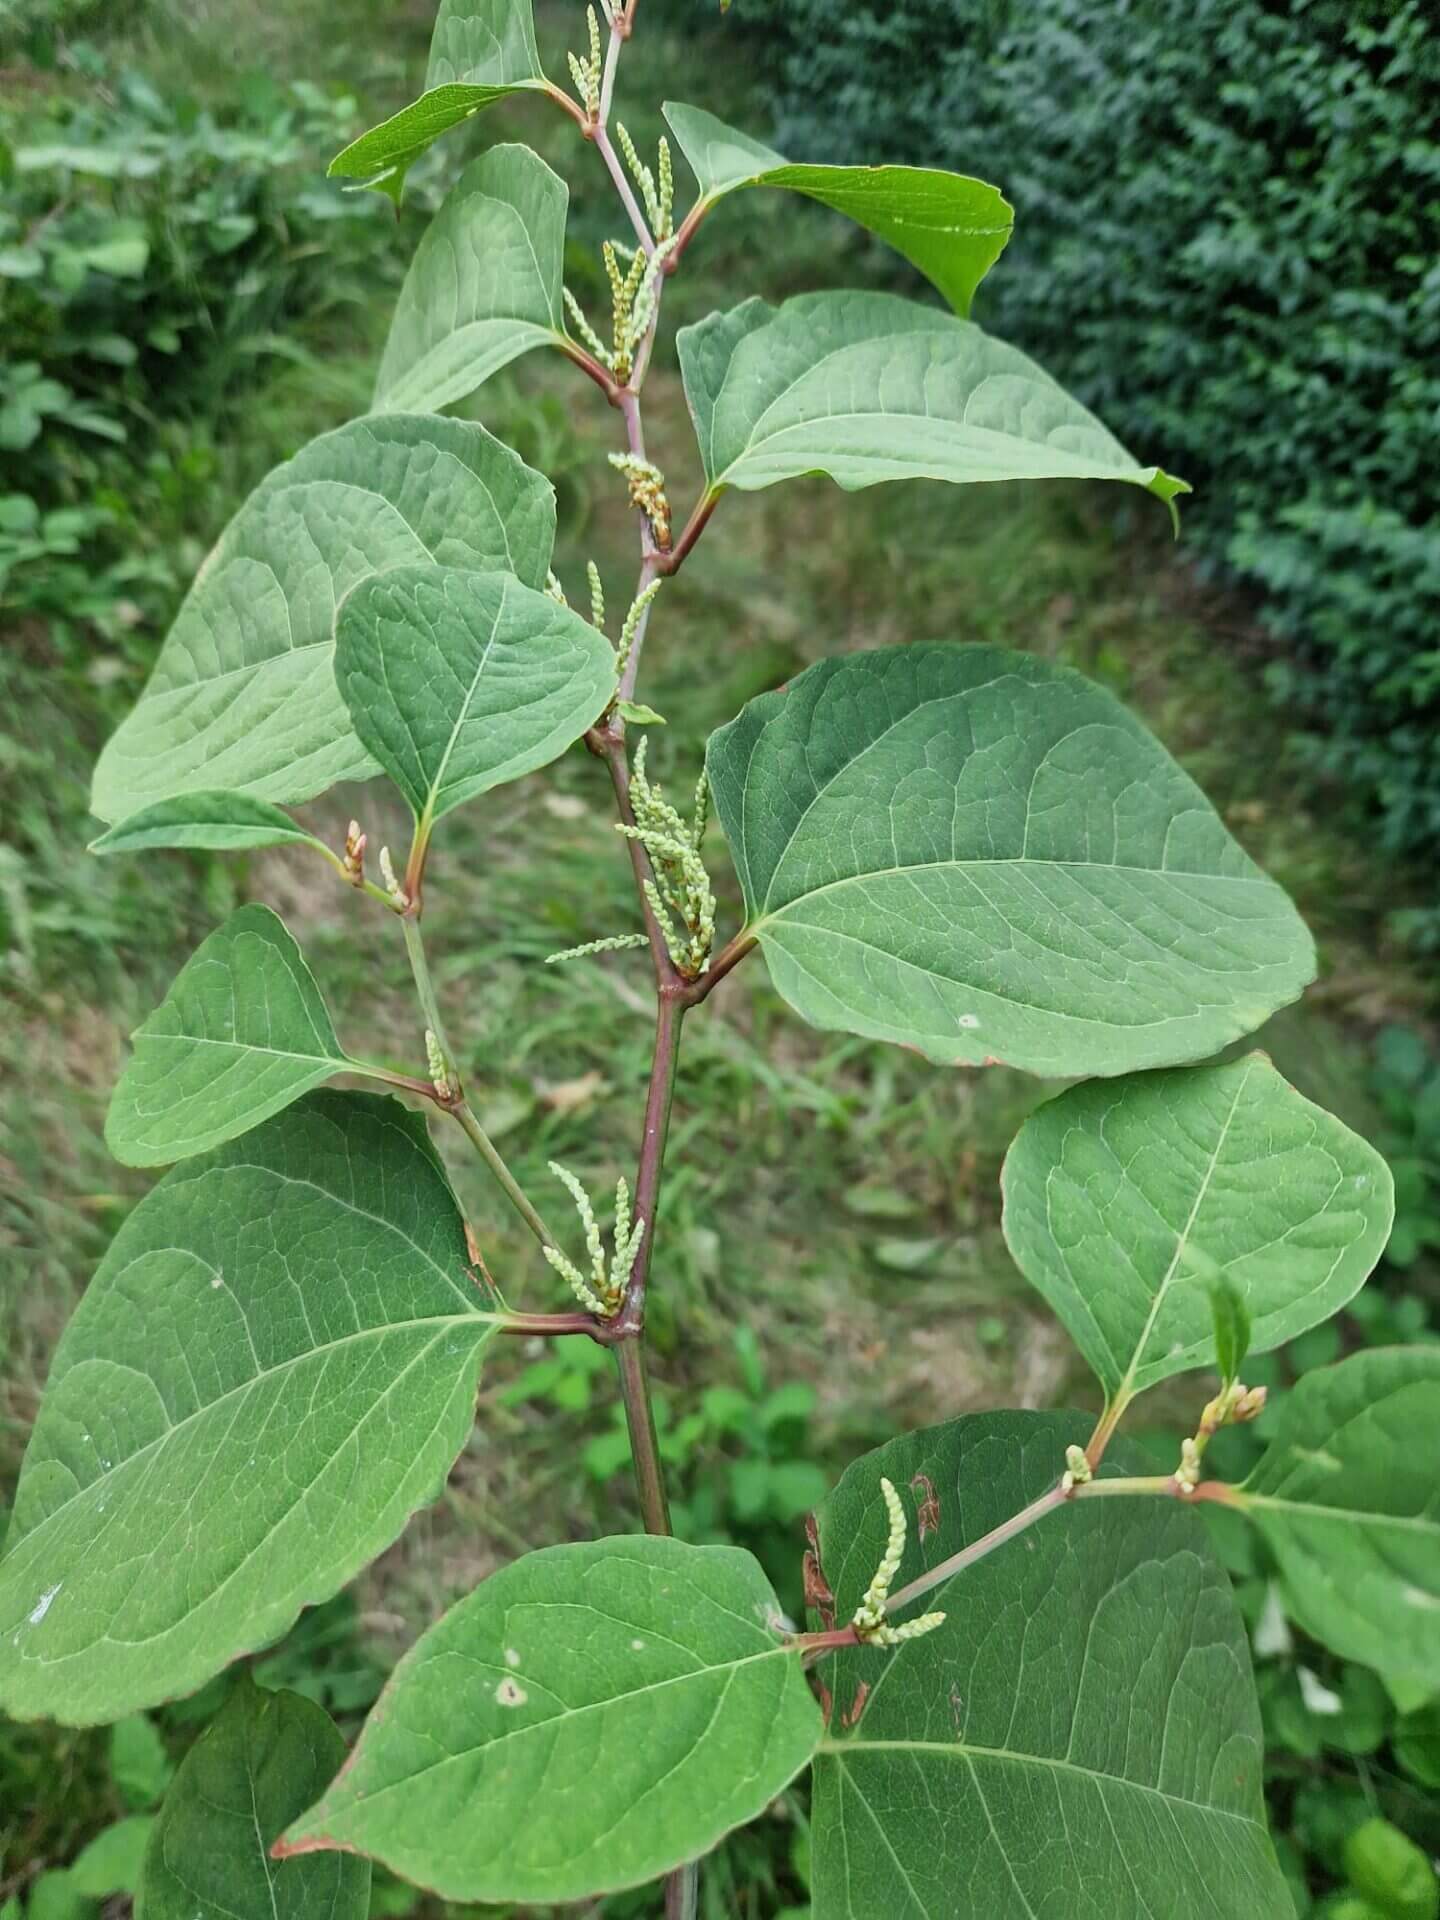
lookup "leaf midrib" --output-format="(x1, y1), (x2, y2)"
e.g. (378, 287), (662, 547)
(1242, 1494), (1440, 1536)
(717, 325), (1144, 488)
(1103, 1058), (1254, 1404)
(753, 855), (1272, 932)
(132, 1032), (345, 1066)
(309, 1640), (803, 1819)
(10, 1311), (494, 1554)
(818, 1737), (1264, 1830)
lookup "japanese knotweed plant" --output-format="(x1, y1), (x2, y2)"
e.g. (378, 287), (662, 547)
(3, 3), (1434, 1915)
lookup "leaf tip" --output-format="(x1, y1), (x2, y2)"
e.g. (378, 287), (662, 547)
(269, 1826), (344, 1862)
(1148, 468), (1193, 537)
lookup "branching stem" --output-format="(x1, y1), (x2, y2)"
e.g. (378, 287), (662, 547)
(451, 1101), (556, 1250)
(883, 1473), (1237, 1618)
(398, 912), (555, 1248)
(686, 930), (757, 1003)
(656, 491), (719, 577)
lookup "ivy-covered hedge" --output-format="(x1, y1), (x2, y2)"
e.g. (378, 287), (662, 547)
(744, 0), (1440, 864)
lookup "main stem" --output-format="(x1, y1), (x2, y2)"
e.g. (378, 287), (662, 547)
(587, 19), (699, 1916)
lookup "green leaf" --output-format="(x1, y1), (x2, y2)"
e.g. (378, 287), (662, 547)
(26, 1874), (91, 1920)
(1343, 1819), (1438, 1920)
(70, 1818), (154, 1896)
(329, 84), (549, 202)
(809, 1412), (1289, 1918)
(106, 905), (357, 1167)
(1211, 1279), (1253, 1390)
(664, 102), (1012, 317)
(90, 793), (325, 858)
(90, 416), (555, 823)
(374, 146), (567, 416)
(330, 0), (549, 200)
(110, 1713), (173, 1808)
(706, 645), (1314, 1078)
(335, 566), (616, 829)
(1001, 1054), (1392, 1402)
(278, 1536), (822, 1902)
(0, 1093), (498, 1724)
(1395, 1701), (1440, 1788)
(679, 292), (1188, 517)
(615, 699), (665, 726)
(138, 1676), (370, 1920)
(1237, 1348), (1440, 1700)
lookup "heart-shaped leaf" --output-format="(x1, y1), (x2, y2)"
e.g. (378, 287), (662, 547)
(664, 102), (1012, 317)
(0, 1093), (498, 1724)
(91, 416), (554, 823)
(279, 1536), (822, 1902)
(330, 0), (551, 202)
(335, 566), (616, 830)
(374, 145), (567, 416)
(138, 1676), (369, 1920)
(106, 904), (368, 1167)
(90, 793), (325, 858)
(678, 292), (1187, 516)
(706, 645), (1314, 1078)
(808, 1412), (1289, 1918)
(1236, 1347), (1440, 1699)
(1002, 1054), (1393, 1405)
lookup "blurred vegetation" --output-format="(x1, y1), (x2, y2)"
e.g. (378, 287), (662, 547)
(746, 0), (1440, 916)
(0, 0), (1436, 1916)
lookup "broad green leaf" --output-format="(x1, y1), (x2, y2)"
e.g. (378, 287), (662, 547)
(91, 416), (554, 823)
(90, 793), (324, 858)
(335, 566), (616, 829)
(0, 1093), (498, 1724)
(809, 1412), (1289, 1918)
(664, 102), (1012, 317)
(330, 0), (550, 202)
(428, 0), (544, 81)
(1001, 1054), (1393, 1402)
(706, 645), (1314, 1078)
(1236, 1347), (1440, 1699)
(106, 904), (361, 1167)
(71, 1818), (153, 1896)
(374, 146), (567, 416)
(678, 292), (1188, 516)
(138, 1676), (369, 1920)
(279, 1536), (822, 1902)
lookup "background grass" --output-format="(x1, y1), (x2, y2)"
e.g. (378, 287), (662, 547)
(1, 1), (1437, 1914)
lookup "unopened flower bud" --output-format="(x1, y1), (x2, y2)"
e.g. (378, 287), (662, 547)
(1061, 1444), (1092, 1492)
(1232, 1383), (1268, 1423)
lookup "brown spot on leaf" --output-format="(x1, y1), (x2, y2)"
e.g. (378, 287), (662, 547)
(910, 1472), (940, 1541)
(803, 1514), (836, 1629)
(841, 1681), (871, 1730)
(812, 1673), (834, 1726)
